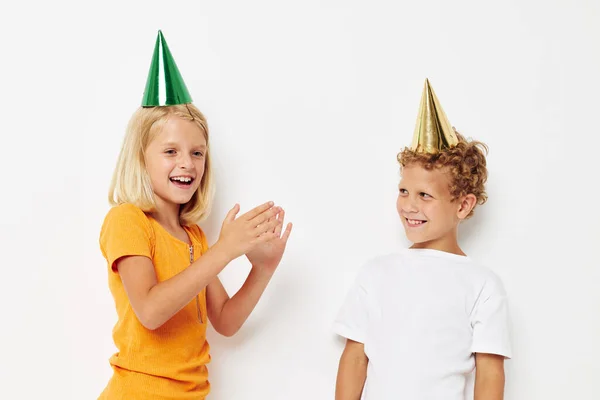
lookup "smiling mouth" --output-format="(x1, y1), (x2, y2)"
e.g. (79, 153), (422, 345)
(170, 177), (194, 186)
(406, 218), (427, 227)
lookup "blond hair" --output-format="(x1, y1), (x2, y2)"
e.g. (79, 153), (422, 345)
(109, 104), (214, 225)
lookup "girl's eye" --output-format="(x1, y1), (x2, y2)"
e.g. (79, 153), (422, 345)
(165, 149), (176, 155)
(399, 188), (408, 194)
(193, 151), (204, 157)
(420, 192), (432, 199)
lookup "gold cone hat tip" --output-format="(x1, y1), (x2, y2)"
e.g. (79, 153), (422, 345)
(410, 79), (458, 154)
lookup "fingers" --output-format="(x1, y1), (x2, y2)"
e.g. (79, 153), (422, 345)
(273, 218), (282, 236)
(252, 231), (279, 245)
(242, 201), (274, 221)
(252, 216), (280, 236)
(274, 210), (284, 236)
(270, 215), (281, 235)
(265, 216), (274, 234)
(223, 204), (240, 224)
(249, 205), (280, 227)
(281, 222), (293, 242)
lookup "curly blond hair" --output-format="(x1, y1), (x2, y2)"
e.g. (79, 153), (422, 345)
(397, 131), (489, 218)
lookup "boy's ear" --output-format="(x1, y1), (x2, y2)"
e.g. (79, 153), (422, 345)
(457, 194), (477, 219)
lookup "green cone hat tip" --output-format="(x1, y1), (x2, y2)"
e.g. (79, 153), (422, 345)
(142, 30), (192, 107)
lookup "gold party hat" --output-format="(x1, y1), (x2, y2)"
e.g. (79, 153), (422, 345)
(410, 79), (458, 153)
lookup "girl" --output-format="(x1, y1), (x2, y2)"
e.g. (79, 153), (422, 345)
(98, 31), (292, 399)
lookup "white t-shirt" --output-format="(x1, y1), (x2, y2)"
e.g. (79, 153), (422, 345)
(333, 248), (512, 400)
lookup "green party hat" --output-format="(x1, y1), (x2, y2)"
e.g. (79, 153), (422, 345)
(142, 30), (192, 107)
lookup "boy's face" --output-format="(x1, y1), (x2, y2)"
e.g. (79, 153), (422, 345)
(145, 116), (207, 209)
(396, 164), (463, 248)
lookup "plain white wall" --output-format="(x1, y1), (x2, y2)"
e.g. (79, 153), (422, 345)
(1, 0), (598, 398)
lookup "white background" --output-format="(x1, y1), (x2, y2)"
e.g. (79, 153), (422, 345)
(1, 0), (598, 399)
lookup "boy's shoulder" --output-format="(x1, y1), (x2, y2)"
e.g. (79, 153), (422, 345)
(360, 249), (468, 270)
(362, 252), (406, 269)
(360, 250), (505, 287)
(355, 252), (411, 280)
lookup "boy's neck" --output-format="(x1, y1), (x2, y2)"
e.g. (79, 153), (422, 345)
(409, 234), (466, 257)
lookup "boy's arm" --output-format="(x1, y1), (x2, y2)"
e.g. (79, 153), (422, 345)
(474, 353), (505, 400)
(336, 339), (368, 400)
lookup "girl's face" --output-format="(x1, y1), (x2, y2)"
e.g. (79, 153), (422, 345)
(144, 116), (207, 211)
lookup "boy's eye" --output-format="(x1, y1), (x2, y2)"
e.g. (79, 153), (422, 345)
(420, 192), (432, 199)
(399, 188), (408, 194)
(165, 149), (176, 155)
(193, 151), (204, 157)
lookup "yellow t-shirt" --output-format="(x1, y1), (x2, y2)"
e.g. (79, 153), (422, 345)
(98, 203), (211, 399)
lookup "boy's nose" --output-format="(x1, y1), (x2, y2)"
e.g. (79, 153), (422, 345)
(401, 197), (419, 213)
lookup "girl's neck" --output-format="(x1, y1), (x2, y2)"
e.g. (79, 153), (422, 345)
(151, 199), (182, 230)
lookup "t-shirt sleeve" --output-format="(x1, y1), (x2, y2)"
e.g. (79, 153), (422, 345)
(471, 274), (512, 358)
(333, 264), (372, 344)
(99, 204), (154, 272)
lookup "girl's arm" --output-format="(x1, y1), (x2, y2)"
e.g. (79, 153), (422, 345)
(335, 339), (368, 400)
(207, 209), (292, 336)
(474, 353), (505, 400)
(205, 270), (273, 337)
(117, 202), (280, 330)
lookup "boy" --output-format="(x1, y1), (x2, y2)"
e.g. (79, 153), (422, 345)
(334, 79), (512, 400)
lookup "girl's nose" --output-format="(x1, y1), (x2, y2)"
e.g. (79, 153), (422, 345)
(178, 154), (194, 169)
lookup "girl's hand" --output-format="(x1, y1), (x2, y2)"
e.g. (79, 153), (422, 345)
(245, 208), (292, 275)
(215, 202), (281, 262)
